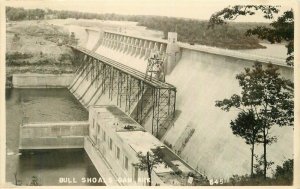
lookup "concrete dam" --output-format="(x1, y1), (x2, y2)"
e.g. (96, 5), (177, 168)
(65, 28), (294, 179)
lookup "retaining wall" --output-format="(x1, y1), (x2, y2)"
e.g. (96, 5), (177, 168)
(19, 121), (89, 150)
(13, 73), (74, 88)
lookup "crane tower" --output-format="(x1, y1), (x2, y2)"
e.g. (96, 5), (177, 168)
(145, 51), (166, 82)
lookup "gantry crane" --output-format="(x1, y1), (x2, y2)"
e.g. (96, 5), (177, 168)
(145, 51), (166, 82)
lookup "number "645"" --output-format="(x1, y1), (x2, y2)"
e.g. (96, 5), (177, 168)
(209, 178), (224, 185)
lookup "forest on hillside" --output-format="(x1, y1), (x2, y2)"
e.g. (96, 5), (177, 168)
(6, 7), (268, 49)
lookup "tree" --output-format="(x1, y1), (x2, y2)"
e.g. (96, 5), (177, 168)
(273, 159), (293, 185)
(208, 5), (294, 66)
(216, 62), (294, 179)
(252, 154), (274, 179)
(230, 110), (262, 177)
(6, 7), (27, 21)
(133, 147), (164, 186)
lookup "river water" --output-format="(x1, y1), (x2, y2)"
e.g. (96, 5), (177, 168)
(5, 88), (104, 186)
(238, 42), (287, 60)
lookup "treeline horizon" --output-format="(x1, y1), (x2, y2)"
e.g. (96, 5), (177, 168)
(6, 6), (268, 49)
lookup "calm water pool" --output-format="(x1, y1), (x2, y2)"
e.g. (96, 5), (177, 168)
(6, 88), (104, 186)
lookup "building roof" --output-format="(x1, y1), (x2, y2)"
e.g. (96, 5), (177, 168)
(117, 131), (163, 154)
(117, 130), (196, 185)
(93, 105), (145, 132)
(92, 105), (202, 185)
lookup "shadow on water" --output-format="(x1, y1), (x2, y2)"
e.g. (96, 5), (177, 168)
(14, 149), (105, 186)
(6, 87), (12, 99)
(19, 149), (87, 169)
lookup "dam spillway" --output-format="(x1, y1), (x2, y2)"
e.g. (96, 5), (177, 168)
(67, 28), (294, 179)
(68, 45), (176, 137)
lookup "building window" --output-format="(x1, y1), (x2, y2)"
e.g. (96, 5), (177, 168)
(103, 131), (106, 141)
(109, 138), (113, 151)
(124, 156), (128, 170)
(116, 147), (120, 159)
(134, 167), (138, 182)
(97, 124), (100, 134)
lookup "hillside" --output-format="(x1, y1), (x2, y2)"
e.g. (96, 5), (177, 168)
(6, 7), (267, 50)
(6, 20), (78, 86)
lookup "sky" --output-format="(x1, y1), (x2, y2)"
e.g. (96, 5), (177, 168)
(5, 0), (294, 22)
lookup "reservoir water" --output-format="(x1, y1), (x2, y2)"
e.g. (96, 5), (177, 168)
(5, 88), (104, 186)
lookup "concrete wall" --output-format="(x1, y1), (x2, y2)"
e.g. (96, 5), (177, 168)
(83, 30), (291, 75)
(84, 137), (121, 186)
(85, 29), (104, 52)
(162, 48), (293, 179)
(13, 73), (74, 88)
(177, 48), (293, 81)
(178, 43), (288, 67)
(88, 107), (151, 186)
(19, 121), (88, 150)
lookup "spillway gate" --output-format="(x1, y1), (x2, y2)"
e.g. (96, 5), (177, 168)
(69, 46), (176, 137)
